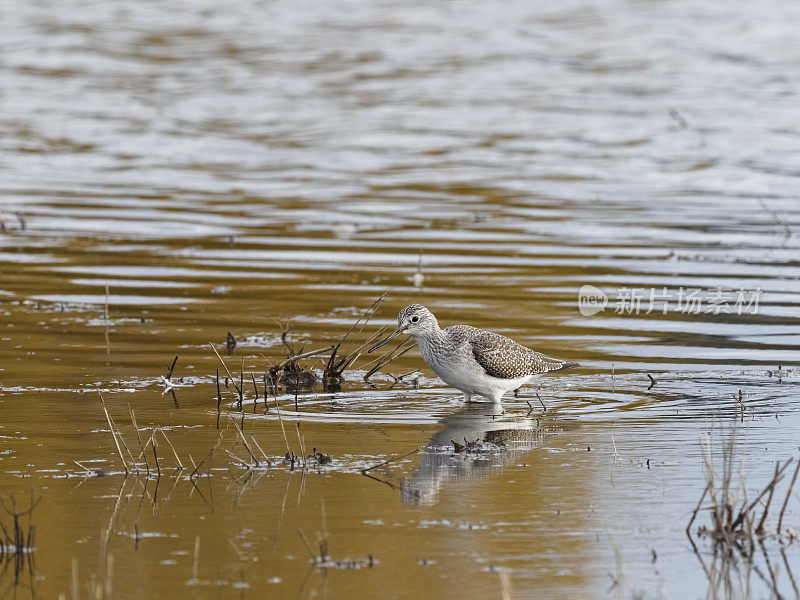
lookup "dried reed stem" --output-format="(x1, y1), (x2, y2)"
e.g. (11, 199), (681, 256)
(98, 392), (128, 475)
(361, 447), (421, 474)
(777, 453), (800, 534)
(229, 415), (259, 467)
(208, 342), (241, 396)
(158, 429), (184, 470)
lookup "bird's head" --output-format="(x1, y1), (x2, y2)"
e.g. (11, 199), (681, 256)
(396, 304), (437, 337)
(368, 304), (438, 352)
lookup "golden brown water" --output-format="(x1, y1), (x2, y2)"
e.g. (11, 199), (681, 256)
(2, 1), (800, 598)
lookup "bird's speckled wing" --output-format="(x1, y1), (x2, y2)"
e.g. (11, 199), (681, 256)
(447, 325), (576, 379)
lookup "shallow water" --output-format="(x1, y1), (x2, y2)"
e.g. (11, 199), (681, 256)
(2, 0), (800, 598)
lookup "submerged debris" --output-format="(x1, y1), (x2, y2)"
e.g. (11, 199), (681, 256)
(298, 500), (376, 573)
(225, 331), (237, 356)
(275, 364), (317, 392)
(307, 448), (332, 466)
(452, 433), (507, 454)
(160, 355), (183, 406)
(766, 364), (793, 381)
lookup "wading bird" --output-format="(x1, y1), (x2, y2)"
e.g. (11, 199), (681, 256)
(370, 304), (578, 405)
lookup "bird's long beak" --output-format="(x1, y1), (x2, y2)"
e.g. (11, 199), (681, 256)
(368, 327), (406, 353)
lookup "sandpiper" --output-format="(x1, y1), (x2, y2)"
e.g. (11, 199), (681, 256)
(369, 304), (578, 404)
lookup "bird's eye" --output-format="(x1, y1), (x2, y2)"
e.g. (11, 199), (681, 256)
(410, 315), (420, 323)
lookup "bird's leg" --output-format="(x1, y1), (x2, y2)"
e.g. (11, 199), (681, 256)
(491, 397), (505, 415)
(527, 382), (547, 411)
(463, 393), (473, 403)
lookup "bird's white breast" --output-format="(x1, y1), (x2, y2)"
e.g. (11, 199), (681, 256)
(418, 334), (533, 401)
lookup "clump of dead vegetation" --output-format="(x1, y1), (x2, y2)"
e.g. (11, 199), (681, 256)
(97, 387), (335, 485)
(207, 293), (416, 418)
(94, 392), (189, 478)
(687, 423), (800, 551)
(91, 295), (415, 481)
(686, 422), (800, 598)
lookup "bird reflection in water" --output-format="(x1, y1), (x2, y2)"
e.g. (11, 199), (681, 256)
(400, 403), (558, 505)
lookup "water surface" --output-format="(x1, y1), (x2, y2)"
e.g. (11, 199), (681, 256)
(1, 0), (800, 598)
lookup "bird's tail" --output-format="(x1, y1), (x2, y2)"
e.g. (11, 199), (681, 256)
(551, 361), (580, 372)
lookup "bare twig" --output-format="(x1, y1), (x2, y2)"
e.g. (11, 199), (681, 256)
(128, 407), (146, 461)
(730, 460), (791, 531)
(238, 356), (244, 410)
(686, 482), (709, 535)
(189, 448), (212, 481)
(251, 372), (259, 413)
(669, 108), (688, 128)
(324, 293), (389, 381)
(191, 535), (200, 582)
(297, 527), (315, 560)
(73, 460), (95, 476)
(778, 453), (800, 534)
(165, 356), (178, 380)
(158, 429), (184, 470)
(296, 424), (307, 465)
(275, 346), (336, 370)
(498, 568), (512, 600)
(229, 415), (258, 467)
(758, 198), (792, 239)
(250, 436), (271, 465)
(150, 429), (161, 478)
(269, 388), (292, 456)
(98, 392), (128, 475)
(363, 341), (415, 381)
(360, 447), (421, 474)
(756, 461), (782, 534)
(647, 373), (656, 389)
(208, 342), (241, 396)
